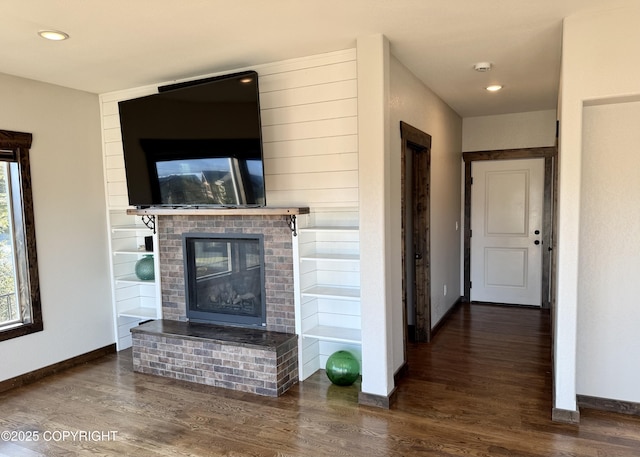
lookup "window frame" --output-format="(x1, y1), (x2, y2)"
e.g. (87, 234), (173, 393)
(0, 130), (42, 341)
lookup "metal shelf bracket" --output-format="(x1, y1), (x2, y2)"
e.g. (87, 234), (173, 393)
(141, 215), (156, 234)
(288, 215), (298, 236)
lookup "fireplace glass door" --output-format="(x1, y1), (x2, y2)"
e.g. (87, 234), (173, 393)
(183, 234), (266, 327)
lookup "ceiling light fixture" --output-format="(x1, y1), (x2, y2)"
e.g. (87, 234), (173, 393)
(486, 85), (503, 92)
(38, 30), (69, 41)
(474, 62), (492, 72)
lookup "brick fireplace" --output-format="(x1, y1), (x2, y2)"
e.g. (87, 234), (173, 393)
(130, 209), (307, 396)
(158, 214), (296, 332)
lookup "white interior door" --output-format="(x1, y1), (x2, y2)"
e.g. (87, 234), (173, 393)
(471, 158), (544, 306)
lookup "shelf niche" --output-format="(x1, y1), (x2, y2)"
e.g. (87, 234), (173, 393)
(295, 210), (361, 381)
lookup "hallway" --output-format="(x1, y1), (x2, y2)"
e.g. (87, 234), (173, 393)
(396, 302), (639, 455)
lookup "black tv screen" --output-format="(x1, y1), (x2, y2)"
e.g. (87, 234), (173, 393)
(118, 70), (266, 208)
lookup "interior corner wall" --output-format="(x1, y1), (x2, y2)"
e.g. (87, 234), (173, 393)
(388, 55), (462, 371)
(461, 110), (557, 152)
(557, 3), (640, 411)
(0, 73), (113, 382)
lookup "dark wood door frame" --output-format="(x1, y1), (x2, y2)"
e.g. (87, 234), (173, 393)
(400, 121), (432, 344)
(462, 147), (558, 308)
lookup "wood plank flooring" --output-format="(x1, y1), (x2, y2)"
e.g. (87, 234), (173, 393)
(1, 303), (639, 456)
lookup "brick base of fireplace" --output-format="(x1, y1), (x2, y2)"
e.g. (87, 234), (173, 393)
(131, 320), (298, 396)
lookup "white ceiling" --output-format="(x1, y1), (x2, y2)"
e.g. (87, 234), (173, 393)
(0, 0), (635, 117)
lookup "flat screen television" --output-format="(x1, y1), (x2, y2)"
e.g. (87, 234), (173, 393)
(118, 70), (266, 208)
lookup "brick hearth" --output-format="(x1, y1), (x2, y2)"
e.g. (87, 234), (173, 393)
(131, 320), (298, 396)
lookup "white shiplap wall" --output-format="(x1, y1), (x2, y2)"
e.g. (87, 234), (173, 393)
(258, 51), (359, 208)
(100, 49), (359, 210)
(100, 49), (360, 351)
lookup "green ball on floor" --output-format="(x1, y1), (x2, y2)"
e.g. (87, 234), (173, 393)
(325, 350), (360, 386)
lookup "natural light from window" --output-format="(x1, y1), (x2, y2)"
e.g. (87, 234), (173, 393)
(0, 161), (20, 328)
(0, 132), (42, 341)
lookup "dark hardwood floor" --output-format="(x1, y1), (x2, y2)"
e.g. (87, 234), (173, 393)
(1, 303), (639, 456)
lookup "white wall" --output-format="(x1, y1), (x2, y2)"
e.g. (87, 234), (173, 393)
(389, 55), (463, 367)
(462, 110), (557, 152)
(357, 35), (394, 398)
(557, 3), (640, 412)
(0, 73), (113, 381)
(260, 52), (358, 209)
(578, 100), (640, 402)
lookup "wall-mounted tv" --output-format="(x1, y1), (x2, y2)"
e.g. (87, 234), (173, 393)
(118, 70), (266, 208)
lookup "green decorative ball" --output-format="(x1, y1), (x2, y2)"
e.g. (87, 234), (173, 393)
(135, 255), (155, 280)
(325, 350), (360, 386)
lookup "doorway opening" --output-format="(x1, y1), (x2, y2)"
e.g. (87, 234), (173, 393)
(400, 121), (432, 344)
(462, 147), (557, 309)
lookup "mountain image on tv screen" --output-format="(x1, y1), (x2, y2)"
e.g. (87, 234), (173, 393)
(155, 157), (265, 206)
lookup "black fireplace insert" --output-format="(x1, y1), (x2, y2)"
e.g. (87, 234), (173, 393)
(183, 233), (266, 327)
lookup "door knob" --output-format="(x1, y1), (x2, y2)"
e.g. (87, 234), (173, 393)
(534, 240), (541, 245)
(534, 230), (540, 235)
(415, 253), (423, 260)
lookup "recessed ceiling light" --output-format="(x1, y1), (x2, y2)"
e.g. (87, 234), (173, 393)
(486, 85), (503, 92)
(38, 30), (69, 41)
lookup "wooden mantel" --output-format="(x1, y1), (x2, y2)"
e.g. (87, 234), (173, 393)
(126, 206), (310, 235)
(126, 206), (309, 217)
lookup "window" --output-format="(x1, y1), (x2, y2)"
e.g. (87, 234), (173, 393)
(0, 130), (42, 341)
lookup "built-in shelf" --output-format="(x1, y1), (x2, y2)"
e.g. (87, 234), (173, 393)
(301, 285), (360, 300)
(113, 250), (153, 256)
(108, 207), (161, 350)
(127, 207), (310, 216)
(300, 253), (360, 262)
(298, 226), (358, 233)
(302, 325), (361, 344)
(111, 225), (152, 233)
(115, 275), (155, 285)
(118, 307), (158, 320)
(294, 210), (362, 380)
